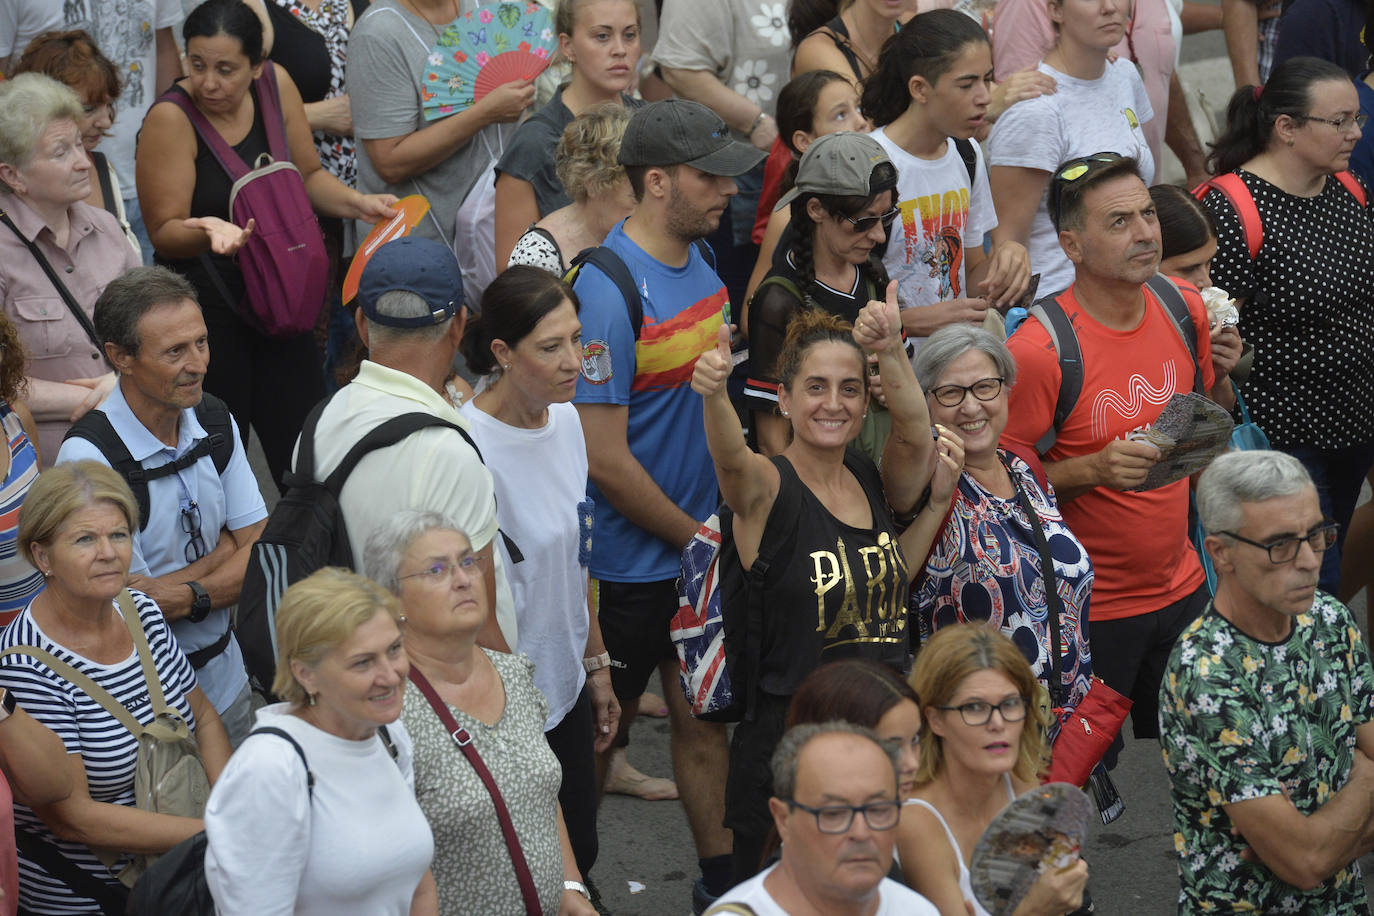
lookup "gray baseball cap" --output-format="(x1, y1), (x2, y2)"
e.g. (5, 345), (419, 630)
(617, 99), (767, 176)
(775, 132), (895, 211)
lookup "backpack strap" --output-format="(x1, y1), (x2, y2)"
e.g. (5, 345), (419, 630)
(1192, 173), (1261, 259)
(64, 404), (233, 532)
(567, 246), (645, 340)
(252, 62), (292, 161)
(953, 137), (978, 184)
(1025, 292), (1082, 455)
(1334, 170), (1369, 207)
(1143, 273), (1204, 396)
(159, 86), (251, 187)
(693, 237), (717, 270)
(2, 644), (143, 736)
(251, 726), (315, 799)
(754, 274), (804, 304)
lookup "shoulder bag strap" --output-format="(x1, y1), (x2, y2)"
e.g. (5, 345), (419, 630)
(159, 88), (250, 185)
(15, 827), (127, 914)
(250, 726), (315, 799)
(406, 665), (542, 916)
(1, 644), (144, 735)
(0, 209), (113, 370)
(252, 63), (292, 161)
(997, 451), (1065, 708)
(91, 152), (118, 221)
(114, 590), (174, 721)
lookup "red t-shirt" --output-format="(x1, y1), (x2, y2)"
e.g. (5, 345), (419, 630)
(1002, 281), (1215, 621)
(752, 137), (792, 245)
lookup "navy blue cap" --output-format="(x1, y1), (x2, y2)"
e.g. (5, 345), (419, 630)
(358, 237), (467, 327)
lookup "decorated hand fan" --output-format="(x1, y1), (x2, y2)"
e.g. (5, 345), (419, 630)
(421, 2), (556, 121)
(969, 782), (1091, 916)
(343, 195), (432, 304)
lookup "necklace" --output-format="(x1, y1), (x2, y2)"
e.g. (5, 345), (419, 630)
(400, 0), (459, 39)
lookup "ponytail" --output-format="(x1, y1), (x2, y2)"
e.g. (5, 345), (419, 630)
(1207, 56), (1350, 175)
(860, 9), (989, 128)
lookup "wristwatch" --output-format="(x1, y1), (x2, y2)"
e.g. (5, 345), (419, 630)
(186, 581), (212, 623)
(0, 687), (16, 723)
(563, 880), (590, 899)
(582, 652), (612, 674)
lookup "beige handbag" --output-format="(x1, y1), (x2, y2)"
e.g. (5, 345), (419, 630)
(4, 590), (210, 887)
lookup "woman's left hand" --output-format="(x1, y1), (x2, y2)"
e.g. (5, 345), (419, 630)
(853, 280), (903, 353)
(1209, 324), (1243, 378)
(559, 889), (598, 915)
(588, 670), (621, 753)
(356, 193), (400, 223)
(976, 241), (1031, 310)
(987, 68), (1057, 123)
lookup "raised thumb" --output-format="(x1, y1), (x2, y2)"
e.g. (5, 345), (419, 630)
(716, 321), (732, 357)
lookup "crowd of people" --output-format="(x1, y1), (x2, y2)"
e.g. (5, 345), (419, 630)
(0, 0), (1373, 913)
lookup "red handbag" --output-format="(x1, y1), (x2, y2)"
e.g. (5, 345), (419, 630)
(1001, 455), (1132, 789)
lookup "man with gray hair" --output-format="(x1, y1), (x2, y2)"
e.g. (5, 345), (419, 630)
(706, 722), (939, 915)
(56, 265), (267, 745)
(304, 236), (515, 651)
(1160, 449), (1374, 914)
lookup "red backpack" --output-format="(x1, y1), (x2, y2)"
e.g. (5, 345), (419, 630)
(1191, 170), (1369, 259)
(162, 63), (329, 337)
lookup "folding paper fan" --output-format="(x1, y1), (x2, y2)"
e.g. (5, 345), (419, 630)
(342, 195), (431, 304)
(421, 2), (556, 121)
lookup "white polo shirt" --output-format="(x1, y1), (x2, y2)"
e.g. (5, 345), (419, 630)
(305, 361), (516, 648)
(55, 384), (268, 712)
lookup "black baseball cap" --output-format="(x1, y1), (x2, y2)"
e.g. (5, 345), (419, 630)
(617, 99), (767, 176)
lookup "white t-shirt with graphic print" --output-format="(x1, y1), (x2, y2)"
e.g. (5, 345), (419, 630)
(987, 58), (1154, 298)
(651, 0), (792, 120)
(871, 129), (998, 326)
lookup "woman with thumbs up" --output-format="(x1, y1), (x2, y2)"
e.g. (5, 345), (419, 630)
(692, 234), (936, 882)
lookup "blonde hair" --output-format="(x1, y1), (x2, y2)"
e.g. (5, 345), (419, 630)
(554, 0), (640, 40)
(0, 72), (84, 178)
(555, 103), (632, 204)
(272, 568), (404, 706)
(18, 462), (137, 567)
(909, 624), (1048, 785)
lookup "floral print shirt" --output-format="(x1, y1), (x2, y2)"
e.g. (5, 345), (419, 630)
(1160, 593), (1374, 914)
(651, 0), (791, 118)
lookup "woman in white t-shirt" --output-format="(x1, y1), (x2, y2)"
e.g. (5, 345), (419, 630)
(861, 10), (1031, 347)
(986, 0), (1154, 298)
(458, 265), (619, 880)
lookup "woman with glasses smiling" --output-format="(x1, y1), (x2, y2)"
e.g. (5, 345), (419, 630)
(363, 510), (597, 916)
(904, 624), (1088, 916)
(745, 131), (898, 460)
(897, 325), (1095, 746)
(1203, 55), (1374, 597)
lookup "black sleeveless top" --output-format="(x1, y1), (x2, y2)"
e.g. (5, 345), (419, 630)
(156, 81), (271, 312)
(754, 448), (910, 696)
(818, 15), (865, 82)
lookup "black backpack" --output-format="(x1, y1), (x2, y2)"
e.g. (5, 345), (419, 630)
(236, 396), (489, 694)
(62, 393), (236, 531)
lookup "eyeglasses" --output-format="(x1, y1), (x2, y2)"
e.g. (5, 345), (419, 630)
(180, 501), (207, 564)
(398, 554), (483, 585)
(1047, 151), (1125, 228)
(938, 696), (1029, 726)
(929, 377), (1004, 407)
(1302, 113), (1368, 133)
(838, 206), (900, 234)
(1217, 522), (1339, 564)
(786, 799), (901, 834)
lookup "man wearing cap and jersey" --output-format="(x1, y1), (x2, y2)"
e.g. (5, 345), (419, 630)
(571, 98), (765, 912)
(307, 236), (515, 651)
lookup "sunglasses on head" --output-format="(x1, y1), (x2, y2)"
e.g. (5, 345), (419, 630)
(1047, 151), (1126, 228)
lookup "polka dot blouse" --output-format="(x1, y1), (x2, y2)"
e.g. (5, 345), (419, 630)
(1202, 169), (1374, 450)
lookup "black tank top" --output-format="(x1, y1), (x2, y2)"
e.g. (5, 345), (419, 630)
(156, 81), (270, 311)
(755, 448), (910, 696)
(820, 15), (865, 83)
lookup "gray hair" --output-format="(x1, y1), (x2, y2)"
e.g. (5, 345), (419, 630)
(94, 266), (200, 356)
(367, 290), (454, 346)
(913, 324), (1017, 391)
(771, 721), (898, 802)
(0, 73), (84, 182)
(1197, 450), (1315, 536)
(363, 509), (469, 593)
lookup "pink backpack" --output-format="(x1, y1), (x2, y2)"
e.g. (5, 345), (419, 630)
(162, 63), (328, 337)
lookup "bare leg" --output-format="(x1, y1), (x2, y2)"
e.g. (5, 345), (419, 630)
(595, 694), (679, 800)
(659, 659), (732, 858)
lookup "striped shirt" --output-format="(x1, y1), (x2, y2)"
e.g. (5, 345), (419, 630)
(0, 398), (42, 625)
(0, 590), (197, 914)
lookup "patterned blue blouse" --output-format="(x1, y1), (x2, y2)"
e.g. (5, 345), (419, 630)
(914, 451), (1095, 716)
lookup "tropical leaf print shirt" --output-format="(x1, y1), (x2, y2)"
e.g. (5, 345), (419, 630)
(1160, 594), (1374, 914)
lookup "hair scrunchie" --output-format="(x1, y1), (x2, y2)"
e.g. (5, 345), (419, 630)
(1252, 85), (1264, 102)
